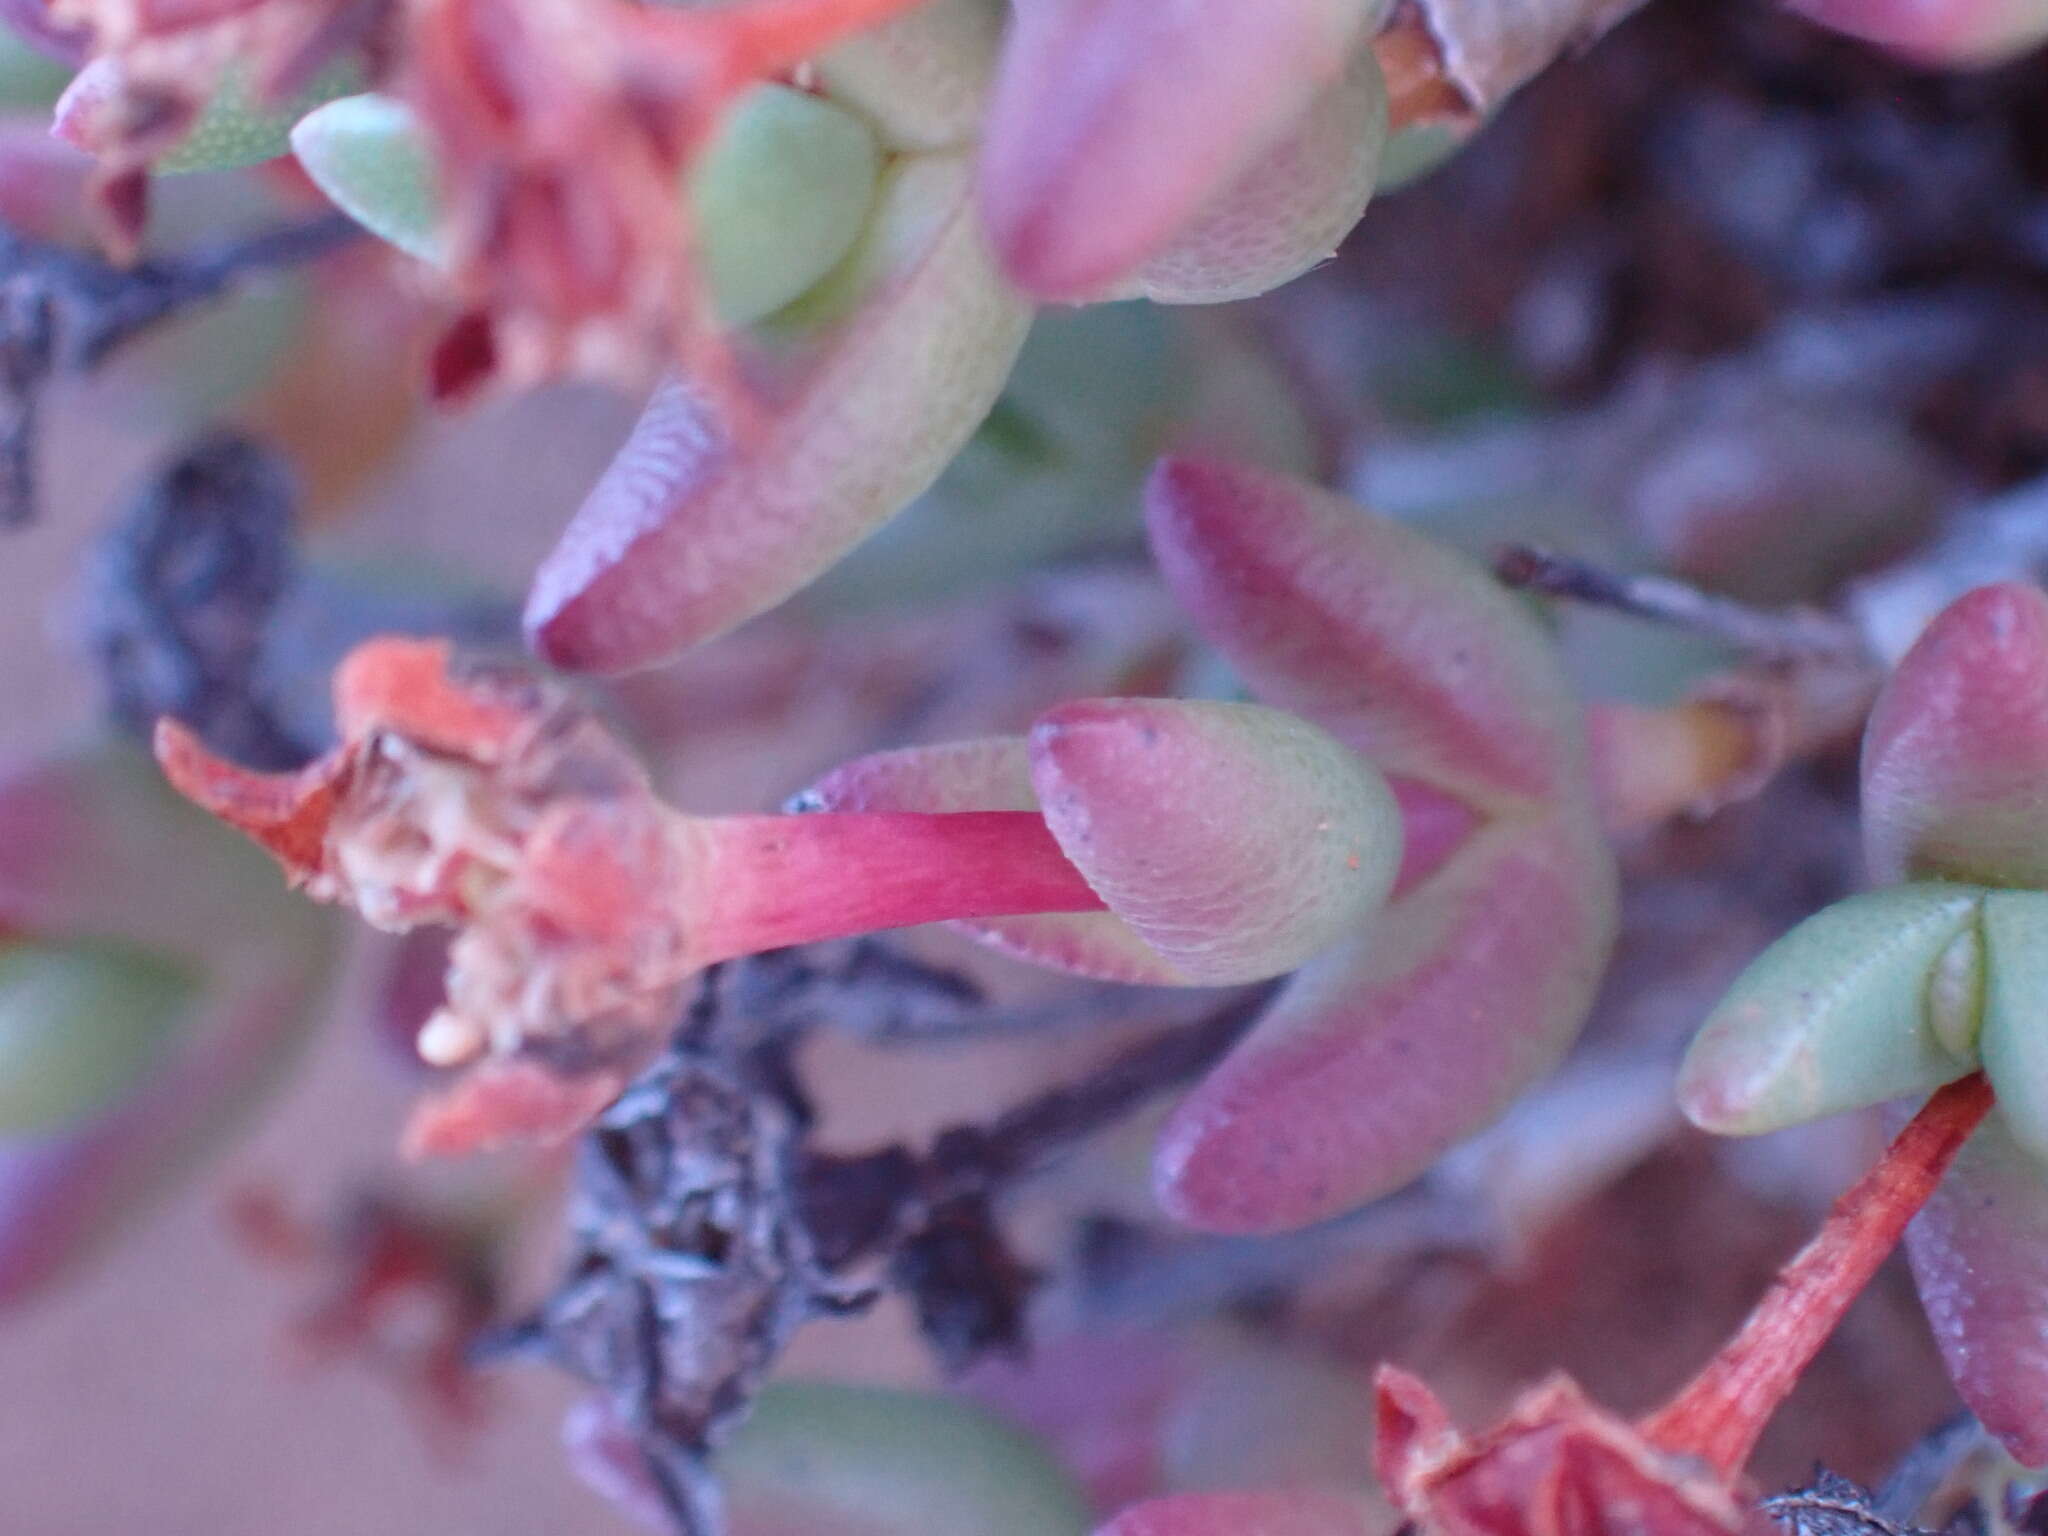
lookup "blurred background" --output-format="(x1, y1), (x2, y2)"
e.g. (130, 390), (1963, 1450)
(2, 0), (2046, 1528)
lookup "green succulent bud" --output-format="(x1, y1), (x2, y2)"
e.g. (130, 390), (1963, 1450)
(0, 937), (197, 1136)
(292, 82), (883, 327)
(1678, 884), (1988, 1136)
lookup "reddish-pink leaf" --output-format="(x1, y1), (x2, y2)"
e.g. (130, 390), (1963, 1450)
(1154, 811), (1612, 1232)
(1143, 456), (1593, 814)
(1904, 1111), (2048, 1465)
(1118, 46), (1387, 307)
(1028, 697), (1399, 984)
(1862, 582), (2048, 887)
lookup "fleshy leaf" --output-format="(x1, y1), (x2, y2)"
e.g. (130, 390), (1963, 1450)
(1028, 698), (1400, 985)
(0, 937), (194, 1135)
(1862, 582), (2048, 888)
(689, 82), (884, 328)
(526, 152), (1034, 673)
(1155, 812), (1613, 1232)
(0, 740), (336, 1303)
(1143, 456), (1593, 813)
(1140, 456), (1615, 1231)
(1976, 890), (2048, 1164)
(296, 84), (885, 328)
(1905, 1111), (2048, 1465)
(1118, 45), (1388, 307)
(722, 1382), (1093, 1536)
(813, 0), (1002, 152)
(1784, 0), (2048, 65)
(55, 53), (361, 174)
(805, 711), (1397, 989)
(976, 0), (1380, 300)
(1098, 1490), (1385, 1536)
(1675, 884), (1985, 1137)
(291, 94), (443, 265)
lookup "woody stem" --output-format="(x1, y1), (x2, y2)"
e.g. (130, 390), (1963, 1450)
(695, 811), (1106, 962)
(1637, 1072), (1993, 1478)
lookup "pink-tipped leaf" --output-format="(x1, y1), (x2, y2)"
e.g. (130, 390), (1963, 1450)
(525, 153), (1033, 674)
(1676, 884), (1985, 1137)
(1028, 697), (1399, 985)
(1143, 456), (1593, 813)
(805, 698), (1404, 986)
(1117, 46), (1388, 307)
(1863, 582), (2048, 888)
(1906, 1111), (2048, 1466)
(1155, 811), (1613, 1233)
(976, 0), (1378, 301)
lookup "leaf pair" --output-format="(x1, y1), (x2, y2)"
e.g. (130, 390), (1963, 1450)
(813, 458), (1619, 1234)
(1677, 582), (2048, 1464)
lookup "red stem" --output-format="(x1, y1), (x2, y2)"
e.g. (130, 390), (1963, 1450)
(695, 811), (1107, 962)
(1637, 1072), (1993, 1477)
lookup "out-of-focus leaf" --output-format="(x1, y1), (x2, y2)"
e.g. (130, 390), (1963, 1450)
(1412, 0), (1651, 113)
(976, 0), (1380, 300)
(1119, 46), (1388, 307)
(290, 94), (442, 264)
(723, 1381), (1093, 1536)
(690, 84), (884, 327)
(55, 54), (361, 173)
(814, 0), (1003, 151)
(296, 83), (884, 328)
(0, 937), (194, 1135)
(1098, 1489), (1385, 1536)
(1785, 0), (2048, 65)
(0, 739), (336, 1303)
(0, 21), (68, 108)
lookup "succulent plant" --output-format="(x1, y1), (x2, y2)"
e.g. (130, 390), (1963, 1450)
(1677, 582), (2048, 1463)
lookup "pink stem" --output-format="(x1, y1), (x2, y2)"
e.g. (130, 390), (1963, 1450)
(695, 811), (1107, 962)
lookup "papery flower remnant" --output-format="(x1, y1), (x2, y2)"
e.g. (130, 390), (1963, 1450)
(159, 634), (1402, 1157)
(0, 738), (337, 1303)
(1101, 1071), (1994, 1536)
(810, 457), (1619, 1234)
(1678, 581), (2048, 1464)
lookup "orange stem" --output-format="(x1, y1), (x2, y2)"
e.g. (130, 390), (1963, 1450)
(1638, 1073), (1993, 1477)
